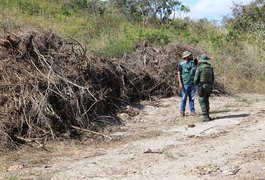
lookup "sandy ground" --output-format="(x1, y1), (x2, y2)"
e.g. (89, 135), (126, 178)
(1, 93), (265, 179)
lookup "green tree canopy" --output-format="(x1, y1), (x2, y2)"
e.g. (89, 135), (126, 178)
(225, 0), (265, 45)
(110, 0), (189, 24)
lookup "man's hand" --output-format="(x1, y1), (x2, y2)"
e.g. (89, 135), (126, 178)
(179, 84), (183, 91)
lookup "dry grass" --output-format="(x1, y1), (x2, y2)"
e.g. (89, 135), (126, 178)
(213, 43), (265, 94)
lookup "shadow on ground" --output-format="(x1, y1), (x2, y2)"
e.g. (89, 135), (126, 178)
(211, 109), (235, 114)
(213, 114), (250, 120)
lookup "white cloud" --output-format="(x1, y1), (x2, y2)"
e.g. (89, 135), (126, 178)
(186, 0), (252, 21)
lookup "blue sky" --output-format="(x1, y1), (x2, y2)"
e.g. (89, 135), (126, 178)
(182, 0), (253, 21)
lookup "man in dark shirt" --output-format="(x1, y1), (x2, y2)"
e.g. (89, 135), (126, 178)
(177, 51), (197, 116)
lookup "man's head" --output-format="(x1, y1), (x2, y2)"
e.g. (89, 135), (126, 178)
(199, 54), (211, 63)
(182, 51), (192, 60)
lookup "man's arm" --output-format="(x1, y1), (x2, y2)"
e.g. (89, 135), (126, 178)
(177, 71), (182, 90)
(212, 68), (215, 85)
(194, 67), (200, 85)
(177, 64), (183, 91)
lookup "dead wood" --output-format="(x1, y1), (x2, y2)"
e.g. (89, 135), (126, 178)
(71, 125), (112, 140)
(0, 28), (226, 149)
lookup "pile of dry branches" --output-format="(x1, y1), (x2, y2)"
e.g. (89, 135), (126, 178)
(121, 41), (203, 97)
(0, 29), (226, 149)
(0, 29), (93, 148)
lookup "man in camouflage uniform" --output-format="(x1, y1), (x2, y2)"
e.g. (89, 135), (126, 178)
(194, 54), (214, 122)
(177, 51), (197, 116)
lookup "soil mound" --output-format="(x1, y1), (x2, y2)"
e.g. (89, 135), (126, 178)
(0, 29), (226, 149)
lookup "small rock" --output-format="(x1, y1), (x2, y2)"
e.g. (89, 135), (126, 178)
(144, 148), (163, 154)
(117, 113), (131, 120)
(188, 124), (196, 128)
(222, 170), (235, 175)
(124, 106), (140, 117)
(144, 148), (152, 153)
(133, 169), (139, 174)
(188, 135), (195, 138)
(221, 166), (241, 176)
(44, 165), (53, 168)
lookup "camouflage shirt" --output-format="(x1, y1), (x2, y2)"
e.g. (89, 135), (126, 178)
(194, 62), (214, 85)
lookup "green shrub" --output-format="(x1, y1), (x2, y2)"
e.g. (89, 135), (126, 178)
(141, 29), (170, 45)
(102, 27), (171, 57)
(182, 32), (199, 44)
(18, 1), (41, 15)
(103, 38), (135, 57)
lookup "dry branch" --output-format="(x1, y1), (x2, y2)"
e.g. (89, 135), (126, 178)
(0, 28), (226, 149)
(71, 125), (112, 140)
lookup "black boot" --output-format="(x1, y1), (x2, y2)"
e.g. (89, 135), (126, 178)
(206, 111), (212, 121)
(208, 114), (213, 121)
(201, 115), (210, 122)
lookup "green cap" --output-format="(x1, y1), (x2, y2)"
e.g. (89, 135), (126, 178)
(199, 54), (211, 62)
(182, 51), (192, 59)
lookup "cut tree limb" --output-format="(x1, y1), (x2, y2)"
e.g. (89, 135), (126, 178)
(71, 125), (112, 140)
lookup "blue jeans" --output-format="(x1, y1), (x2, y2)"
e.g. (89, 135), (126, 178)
(180, 84), (196, 113)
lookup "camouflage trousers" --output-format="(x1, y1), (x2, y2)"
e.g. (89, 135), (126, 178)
(198, 84), (213, 115)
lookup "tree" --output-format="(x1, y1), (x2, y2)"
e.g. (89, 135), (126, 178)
(225, 0), (265, 44)
(110, 0), (190, 24)
(62, 0), (107, 15)
(152, 0), (190, 21)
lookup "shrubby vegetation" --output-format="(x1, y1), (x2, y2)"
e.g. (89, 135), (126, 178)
(218, 0), (265, 92)
(0, 0), (264, 92)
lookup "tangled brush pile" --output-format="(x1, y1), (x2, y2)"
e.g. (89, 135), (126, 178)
(0, 29), (225, 149)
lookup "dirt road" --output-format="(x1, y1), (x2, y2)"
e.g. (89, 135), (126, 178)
(2, 94), (265, 179)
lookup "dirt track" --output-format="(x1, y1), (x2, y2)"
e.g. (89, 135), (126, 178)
(2, 93), (265, 179)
